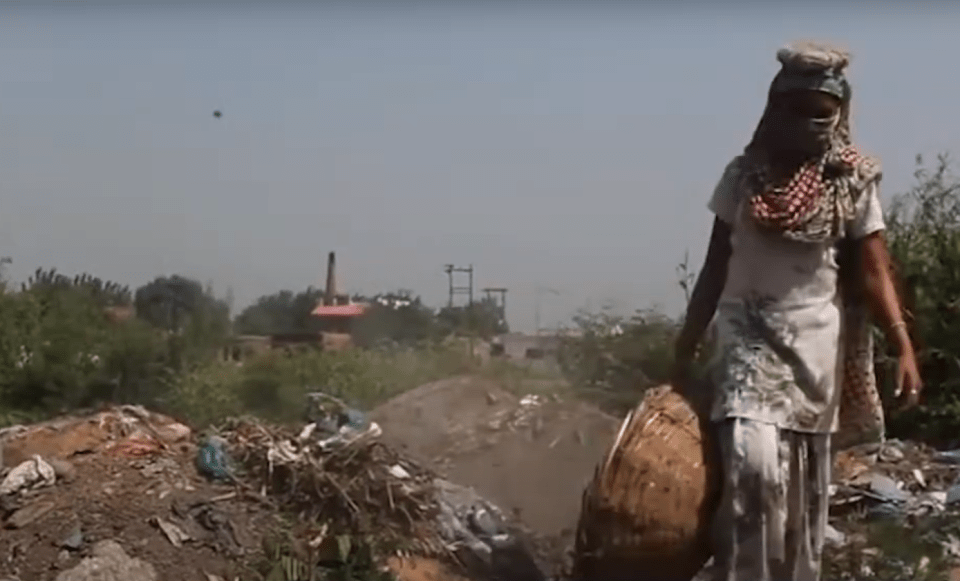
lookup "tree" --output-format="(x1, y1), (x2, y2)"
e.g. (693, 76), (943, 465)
(556, 305), (679, 414)
(233, 287), (325, 336)
(22, 268), (131, 306)
(351, 291), (439, 347)
(883, 154), (960, 442)
(134, 275), (231, 369)
(436, 297), (508, 339)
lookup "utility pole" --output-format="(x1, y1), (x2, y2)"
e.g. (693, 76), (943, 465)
(534, 285), (560, 336)
(482, 287), (508, 329)
(444, 264), (474, 308)
(445, 264), (477, 363)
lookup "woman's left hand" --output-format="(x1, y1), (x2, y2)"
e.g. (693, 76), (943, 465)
(895, 351), (923, 409)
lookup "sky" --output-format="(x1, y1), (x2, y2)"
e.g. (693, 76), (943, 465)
(3, 3), (960, 332)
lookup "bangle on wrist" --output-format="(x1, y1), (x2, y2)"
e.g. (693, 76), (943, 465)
(890, 320), (908, 332)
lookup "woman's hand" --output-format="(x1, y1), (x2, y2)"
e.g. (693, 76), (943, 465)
(895, 350), (923, 409)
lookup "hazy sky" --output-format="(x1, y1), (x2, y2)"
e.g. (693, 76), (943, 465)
(3, 3), (960, 332)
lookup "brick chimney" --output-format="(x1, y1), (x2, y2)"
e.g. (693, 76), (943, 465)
(324, 251), (337, 306)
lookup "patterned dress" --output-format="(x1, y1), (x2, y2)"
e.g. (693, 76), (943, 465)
(707, 157), (885, 434)
(693, 157), (885, 581)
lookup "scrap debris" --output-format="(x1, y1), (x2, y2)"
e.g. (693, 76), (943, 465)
(826, 438), (960, 579)
(221, 415), (450, 557)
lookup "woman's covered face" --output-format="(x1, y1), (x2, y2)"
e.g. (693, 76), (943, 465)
(775, 89), (842, 120)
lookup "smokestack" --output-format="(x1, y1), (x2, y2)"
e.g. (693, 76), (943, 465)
(324, 251), (337, 306)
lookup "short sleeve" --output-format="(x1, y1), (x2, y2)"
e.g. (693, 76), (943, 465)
(707, 158), (744, 225)
(848, 180), (885, 239)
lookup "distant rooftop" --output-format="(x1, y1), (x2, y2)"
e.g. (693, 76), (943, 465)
(311, 303), (368, 317)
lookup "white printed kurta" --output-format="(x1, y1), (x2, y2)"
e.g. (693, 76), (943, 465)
(695, 157), (885, 581)
(706, 158), (885, 434)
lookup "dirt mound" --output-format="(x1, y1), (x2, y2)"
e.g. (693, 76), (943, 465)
(371, 376), (620, 539)
(0, 402), (550, 581)
(1, 405), (192, 469)
(0, 427), (280, 580)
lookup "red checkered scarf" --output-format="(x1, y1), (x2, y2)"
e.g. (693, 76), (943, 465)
(745, 145), (875, 244)
(737, 120), (886, 448)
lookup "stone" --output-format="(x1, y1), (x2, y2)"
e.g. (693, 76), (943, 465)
(55, 540), (157, 581)
(6, 499), (55, 529)
(48, 458), (77, 483)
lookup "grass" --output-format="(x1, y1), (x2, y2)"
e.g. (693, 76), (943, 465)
(161, 344), (567, 429)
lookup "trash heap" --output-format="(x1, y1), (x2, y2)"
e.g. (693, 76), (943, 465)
(825, 439), (960, 579)
(0, 399), (548, 581)
(220, 414), (450, 558)
(217, 393), (547, 581)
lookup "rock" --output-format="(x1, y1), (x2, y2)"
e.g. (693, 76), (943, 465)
(878, 443), (905, 463)
(55, 540), (157, 581)
(48, 458), (77, 483)
(867, 473), (910, 502)
(824, 523), (846, 546)
(0, 456), (56, 495)
(61, 523), (84, 550)
(155, 423), (191, 444)
(6, 499), (55, 529)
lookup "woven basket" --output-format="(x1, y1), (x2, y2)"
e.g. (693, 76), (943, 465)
(573, 384), (721, 581)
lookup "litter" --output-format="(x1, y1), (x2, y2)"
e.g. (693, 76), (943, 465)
(0, 455), (56, 496)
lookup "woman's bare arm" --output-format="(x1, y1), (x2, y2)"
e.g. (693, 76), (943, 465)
(675, 218), (733, 365)
(860, 232), (912, 354)
(860, 231), (923, 403)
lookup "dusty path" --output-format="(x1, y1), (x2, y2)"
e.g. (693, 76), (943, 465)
(371, 375), (619, 539)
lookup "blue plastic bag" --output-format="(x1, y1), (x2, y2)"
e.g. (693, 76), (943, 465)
(196, 436), (235, 483)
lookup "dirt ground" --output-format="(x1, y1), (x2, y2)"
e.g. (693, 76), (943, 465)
(371, 375), (619, 540)
(0, 377), (619, 581)
(0, 439), (281, 581)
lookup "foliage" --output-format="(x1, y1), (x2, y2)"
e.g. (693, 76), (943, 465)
(436, 296), (508, 339)
(233, 287), (326, 336)
(0, 259), (524, 431)
(164, 343), (473, 426)
(883, 154), (960, 442)
(351, 292), (440, 348)
(235, 285), (501, 346)
(556, 305), (680, 414)
(0, 270), (231, 424)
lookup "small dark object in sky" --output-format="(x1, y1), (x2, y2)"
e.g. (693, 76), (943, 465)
(213, 110), (222, 118)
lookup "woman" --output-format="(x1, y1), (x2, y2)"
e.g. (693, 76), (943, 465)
(674, 42), (923, 581)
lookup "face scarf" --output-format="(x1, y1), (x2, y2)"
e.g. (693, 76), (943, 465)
(764, 106), (840, 158)
(742, 64), (874, 245)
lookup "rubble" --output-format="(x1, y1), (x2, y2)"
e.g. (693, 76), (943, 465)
(826, 439), (960, 579)
(54, 540), (158, 581)
(9, 387), (960, 580)
(0, 455), (56, 495)
(0, 405), (192, 469)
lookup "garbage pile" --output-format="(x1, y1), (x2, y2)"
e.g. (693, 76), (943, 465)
(825, 439), (960, 579)
(220, 393), (548, 581)
(0, 399), (549, 581)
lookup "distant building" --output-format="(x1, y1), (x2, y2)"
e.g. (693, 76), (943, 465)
(310, 251), (369, 334)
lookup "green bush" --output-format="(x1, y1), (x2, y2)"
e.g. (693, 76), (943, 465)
(162, 343), (476, 427)
(883, 154), (960, 443)
(556, 305), (680, 414)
